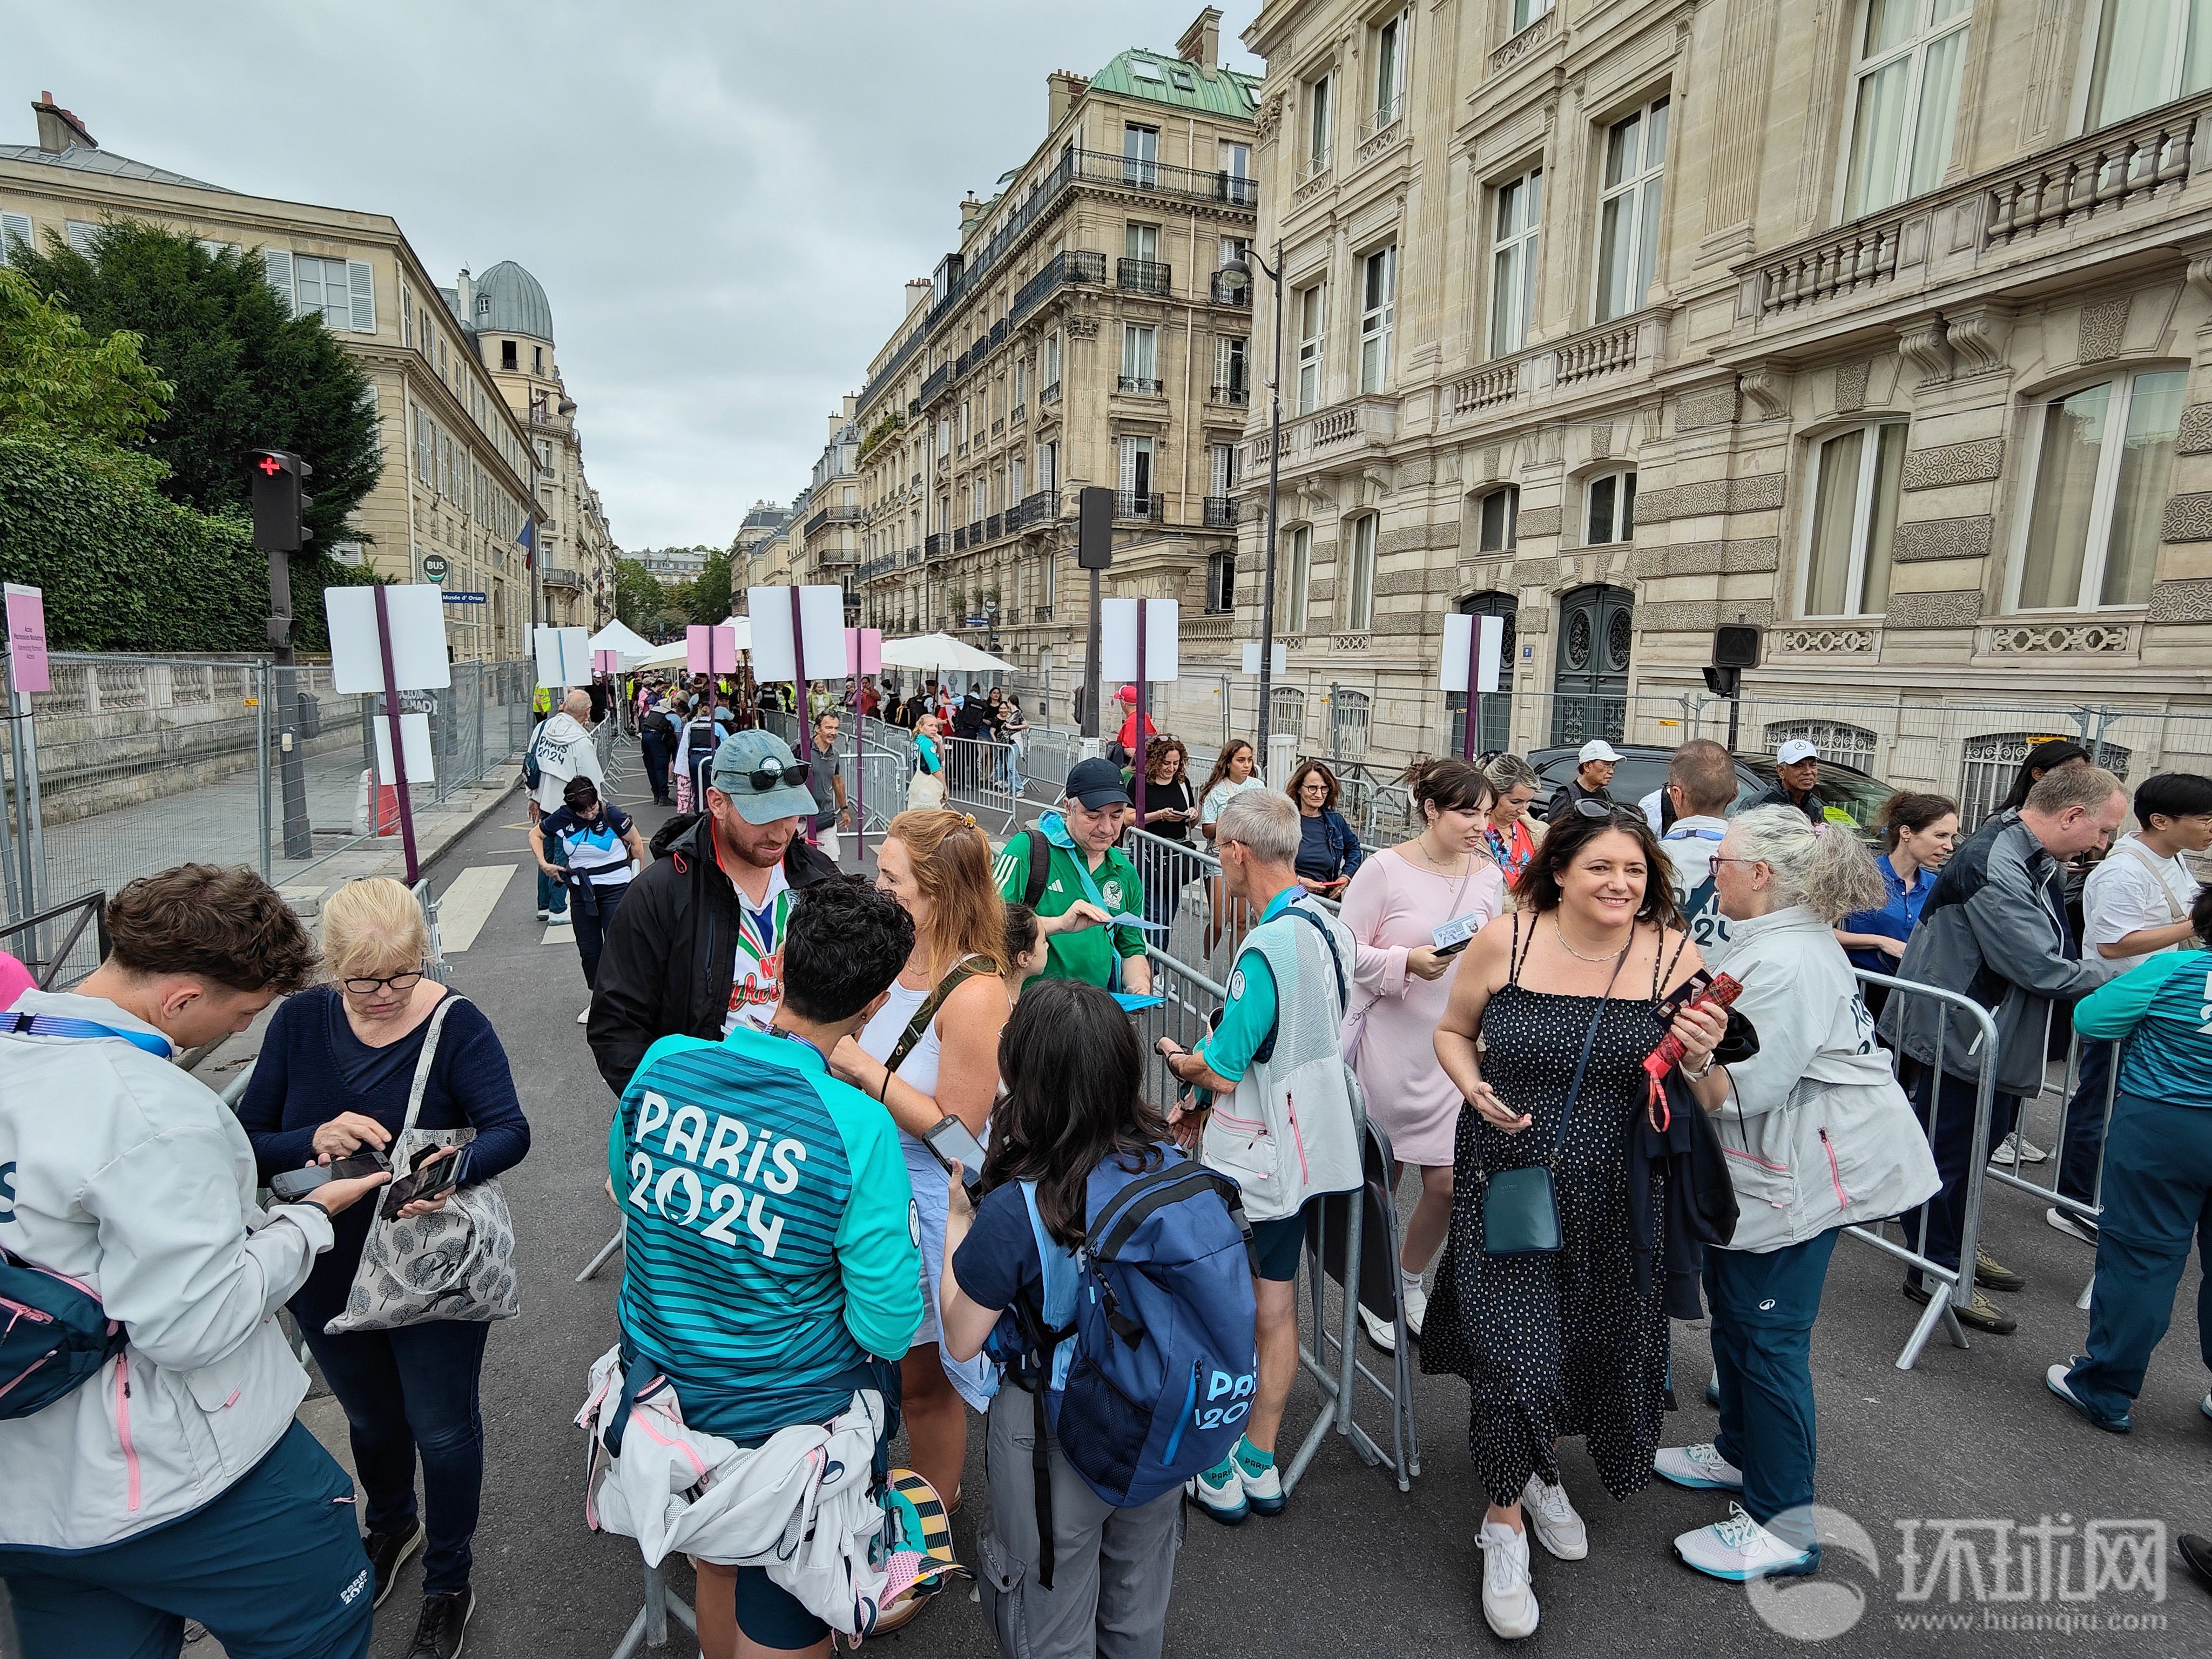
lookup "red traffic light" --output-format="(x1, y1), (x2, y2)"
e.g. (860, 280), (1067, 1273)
(257, 454), (284, 476)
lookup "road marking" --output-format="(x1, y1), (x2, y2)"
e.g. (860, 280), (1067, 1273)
(543, 919), (575, 946)
(437, 865), (516, 954)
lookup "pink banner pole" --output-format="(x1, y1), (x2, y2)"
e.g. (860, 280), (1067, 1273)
(1132, 598), (1148, 835)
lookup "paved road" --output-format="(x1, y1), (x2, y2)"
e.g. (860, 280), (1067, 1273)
(10, 757), (2205, 1658)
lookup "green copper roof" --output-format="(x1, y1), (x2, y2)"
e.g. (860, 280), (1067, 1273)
(1088, 50), (1261, 120)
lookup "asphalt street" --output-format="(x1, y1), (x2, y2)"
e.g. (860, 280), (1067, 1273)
(10, 758), (2210, 1658)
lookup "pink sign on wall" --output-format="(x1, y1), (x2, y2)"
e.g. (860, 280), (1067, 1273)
(4, 584), (50, 694)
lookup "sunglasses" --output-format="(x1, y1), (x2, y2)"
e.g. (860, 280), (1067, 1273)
(1569, 798), (1644, 826)
(729, 758), (811, 792)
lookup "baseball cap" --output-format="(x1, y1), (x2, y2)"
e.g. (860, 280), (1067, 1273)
(1064, 757), (1132, 810)
(1578, 739), (1623, 764)
(709, 730), (818, 824)
(1116, 684), (1138, 704)
(1776, 738), (1820, 766)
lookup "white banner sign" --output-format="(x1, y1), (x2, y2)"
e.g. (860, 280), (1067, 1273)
(1439, 613), (1505, 695)
(533, 625), (592, 690)
(1240, 641), (1288, 677)
(326, 586), (451, 693)
(748, 585), (846, 684)
(1100, 597), (1179, 684)
(371, 711), (435, 786)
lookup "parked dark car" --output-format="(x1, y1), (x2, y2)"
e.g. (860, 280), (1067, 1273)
(1526, 743), (1901, 835)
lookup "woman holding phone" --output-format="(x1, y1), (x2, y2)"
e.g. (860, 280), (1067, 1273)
(831, 809), (1012, 1508)
(1337, 759), (1505, 1353)
(1138, 737), (1198, 933)
(238, 878), (529, 1657)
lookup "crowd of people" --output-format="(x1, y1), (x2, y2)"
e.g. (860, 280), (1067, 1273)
(6, 687), (2211, 1658)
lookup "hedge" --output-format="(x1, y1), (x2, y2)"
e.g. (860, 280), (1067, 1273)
(0, 434), (366, 653)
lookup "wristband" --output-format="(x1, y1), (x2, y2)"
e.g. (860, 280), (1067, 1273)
(1680, 1052), (1715, 1080)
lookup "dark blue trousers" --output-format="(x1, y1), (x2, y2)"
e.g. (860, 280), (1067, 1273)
(570, 878), (628, 988)
(299, 1319), (491, 1595)
(2057, 1038), (2114, 1207)
(639, 733), (671, 802)
(1708, 1228), (1840, 1552)
(2065, 1093), (2212, 1419)
(1900, 1061), (2018, 1284)
(0, 1420), (372, 1659)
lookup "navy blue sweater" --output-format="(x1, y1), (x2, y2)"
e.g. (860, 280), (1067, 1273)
(236, 986), (530, 1326)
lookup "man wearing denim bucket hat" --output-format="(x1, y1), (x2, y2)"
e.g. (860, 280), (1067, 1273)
(589, 730), (842, 1096)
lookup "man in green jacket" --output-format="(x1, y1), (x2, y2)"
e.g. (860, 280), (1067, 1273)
(992, 758), (1152, 994)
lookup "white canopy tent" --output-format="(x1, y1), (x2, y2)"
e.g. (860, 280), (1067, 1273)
(586, 619), (656, 665)
(630, 615), (753, 673)
(877, 632), (1014, 674)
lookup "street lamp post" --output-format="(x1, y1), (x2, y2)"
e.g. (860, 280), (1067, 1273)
(1243, 244), (1285, 770)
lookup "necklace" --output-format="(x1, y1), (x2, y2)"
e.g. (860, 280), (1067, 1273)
(1412, 833), (1471, 876)
(1552, 913), (1630, 963)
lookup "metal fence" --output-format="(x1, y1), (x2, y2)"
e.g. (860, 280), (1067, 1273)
(1, 652), (536, 986)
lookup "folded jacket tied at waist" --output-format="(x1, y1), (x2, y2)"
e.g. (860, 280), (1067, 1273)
(575, 1345), (959, 1639)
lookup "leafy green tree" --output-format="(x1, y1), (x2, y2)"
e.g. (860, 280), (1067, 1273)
(615, 556), (665, 633)
(688, 551), (732, 625)
(0, 268), (171, 473)
(10, 221), (379, 550)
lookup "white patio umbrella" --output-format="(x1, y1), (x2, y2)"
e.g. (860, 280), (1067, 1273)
(631, 616), (754, 673)
(587, 619), (655, 664)
(877, 632), (1014, 673)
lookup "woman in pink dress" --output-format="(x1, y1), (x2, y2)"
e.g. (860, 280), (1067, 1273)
(1338, 759), (1506, 1352)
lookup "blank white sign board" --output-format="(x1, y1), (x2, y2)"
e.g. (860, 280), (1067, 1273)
(534, 626), (591, 689)
(326, 586), (451, 693)
(371, 712), (435, 786)
(1439, 613), (1505, 694)
(748, 586), (846, 683)
(1100, 597), (1179, 684)
(1241, 642), (1288, 676)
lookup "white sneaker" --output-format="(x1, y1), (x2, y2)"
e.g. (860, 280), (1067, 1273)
(535, 907), (550, 921)
(1401, 1280), (1427, 1340)
(1477, 1520), (1539, 1638)
(2046, 1205), (2100, 1245)
(1239, 1455), (1284, 1515)
(1673, 1502), (1819, 1581)
(1521, 1474), (1588, 1561)
(577, 1006), (591, 1024)
(1184, 1460), (1248, 1526)
(1360, 1306), (1397, 1353)
(1992, 1131), (2048, 1166)
(1654, 1441), (1745, 1492)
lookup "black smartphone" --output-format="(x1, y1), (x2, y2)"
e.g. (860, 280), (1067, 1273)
(1434, 935), (1474, 959)
(270, 1149), (387, 1203)
(922, 1115), (987, 1193)
(380, 1151), (462, 1219)
(1652, 968), (1715, 1030)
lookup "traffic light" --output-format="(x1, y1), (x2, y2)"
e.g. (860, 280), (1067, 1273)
(246, 448), (314, 552)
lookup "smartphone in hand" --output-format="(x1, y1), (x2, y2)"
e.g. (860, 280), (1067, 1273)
(271, 1150), (388, 1203)
(380, 1151), (463, 1219)
(922, 1115), (987, 1193)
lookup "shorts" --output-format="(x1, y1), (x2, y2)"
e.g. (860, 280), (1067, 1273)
(1249, 1213), (1307, 1283)
(734, 1563), (826, 1649)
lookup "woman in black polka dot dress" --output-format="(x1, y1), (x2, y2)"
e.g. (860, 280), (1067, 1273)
(1424, 805), (1722, 1638)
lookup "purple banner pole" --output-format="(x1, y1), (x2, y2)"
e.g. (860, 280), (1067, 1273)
(372, 583), (420, 883)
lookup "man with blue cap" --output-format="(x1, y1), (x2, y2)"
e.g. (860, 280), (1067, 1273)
(588, 729), (843, 1096)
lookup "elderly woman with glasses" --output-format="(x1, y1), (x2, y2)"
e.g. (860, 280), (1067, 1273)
(238, 878), (530, 1653)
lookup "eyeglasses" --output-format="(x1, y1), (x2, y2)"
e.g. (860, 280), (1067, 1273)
(1569, 798), (1644, 826)
(1707, 855), (1765, 873)
(730, 758), (811, 792)
(341, 970), (423, 995)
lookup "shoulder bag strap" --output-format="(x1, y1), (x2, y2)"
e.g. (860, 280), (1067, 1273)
(396, 995), (464, 1173)
(1654, 925), (1694, 997)
(1547, 935), (1633, 1163)
(1283, 902), (1351, 1016)
(2114, 837), (2191, 923)
(884, 958), (987, 1078)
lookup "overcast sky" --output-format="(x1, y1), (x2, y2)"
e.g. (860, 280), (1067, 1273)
(17, 1), (1264, 553)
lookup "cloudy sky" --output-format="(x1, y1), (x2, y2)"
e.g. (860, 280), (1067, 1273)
(17, 1), (1264, 553)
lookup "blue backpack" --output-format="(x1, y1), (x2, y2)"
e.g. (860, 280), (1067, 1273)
(997, 1147), (1258, 1587)
(0, 1250), (126, 1420)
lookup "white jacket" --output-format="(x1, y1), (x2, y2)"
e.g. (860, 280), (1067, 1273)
(1704, 908), (1941, 1253)
(533, 711), (603, 812)
(577, 1347), (944, 1640)
(0, 990), (334, 1550)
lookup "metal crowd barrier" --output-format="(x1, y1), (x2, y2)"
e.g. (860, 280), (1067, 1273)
(1986, 1023), (2120, 1312)
(939, 735), (1017, 832)
(1, 888), (107, 990)
(1851, 968), (2003, 1371)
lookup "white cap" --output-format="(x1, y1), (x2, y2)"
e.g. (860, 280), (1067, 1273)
(1578, 739), (1622, 764)
(1776, 738), (1820, 766)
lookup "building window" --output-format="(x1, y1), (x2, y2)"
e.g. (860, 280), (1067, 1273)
(1208, 551), (1237, 613)
(1802, 423), (1905, 617)
(1306, 73), (1333, 173)
(1514, 0), (1556, 29)
(1038, 440), (1058, 495)
(1219, 142), (1253, 205)
(1596, 97), (1668, 323)
(291, 255), (352, 327)
(1220, 235), (1252, 271)
(1271, 684), (1306, 739)
(1478, 486), (1519, 553)
(1491, 169), (1542, 357)
(501, 339), (517, 370)
(1359, 246), (1397, 393)
(1120, 324), (1160, 393)
(1210, 441), (1240, 496)
(1843, 0), (1971, 219)
(1123, 123), (1159, 189)
(2013, 369), (2184, 611)
(1295, 283), (1327, 413)
(2086, 0), (2212, 130)
(1372, 10), (1408, 129)
(1125, 222), (1160, 264)
(1344, 515), (1378, 629)
(1215, 334), (1249, 401)
(1286, 525), (1312, 631)
(532, 345), (544, 374)
(1118, 434), (1155, 510)
(1585, 469), (1637, 545)
(1043, 331), (1062, 393)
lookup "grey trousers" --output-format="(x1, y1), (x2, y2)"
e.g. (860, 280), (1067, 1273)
(975, 1385), (1184, 1659)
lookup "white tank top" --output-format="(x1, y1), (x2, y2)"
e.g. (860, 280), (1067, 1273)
(855, 977), (943, 1096)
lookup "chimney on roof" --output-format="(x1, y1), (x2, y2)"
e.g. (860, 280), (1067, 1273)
(1047, 70), (1088, 132)
(905, 276), (933, 317)
(1177, 8), (1222, 68)
(33, 91), (97, 154)
(959, 191), (987, 239)
(842, 393), (858, 422)
(456, 267), (474, 325)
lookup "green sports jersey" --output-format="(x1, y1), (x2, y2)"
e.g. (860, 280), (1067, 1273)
(992, 820), (1146, 988)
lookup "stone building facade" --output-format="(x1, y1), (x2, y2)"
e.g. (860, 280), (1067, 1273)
(1209, 0), (2212, 806)
(850, 10), (1261, 709)
(799, 397), (863, 617)
(0, 95), (550, 661)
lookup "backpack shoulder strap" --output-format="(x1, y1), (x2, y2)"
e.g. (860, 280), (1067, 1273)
(883, 957), (988, 1078)
(1023, 826), (1053, 910)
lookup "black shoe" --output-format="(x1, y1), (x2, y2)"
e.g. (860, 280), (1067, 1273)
(2179, 1534), (2212, 1596)
(407, 1589), (474, 1659)
(363, 1519), (424, 1610)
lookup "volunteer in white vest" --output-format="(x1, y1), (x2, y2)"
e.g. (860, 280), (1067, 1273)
(0, 866), (388, 1659)
(1155, 788), (1361, 1525)
(2051, 772), (2212, 1238)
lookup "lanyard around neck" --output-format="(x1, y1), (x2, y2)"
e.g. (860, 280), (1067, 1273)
(0, 1010), (172, 1057)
